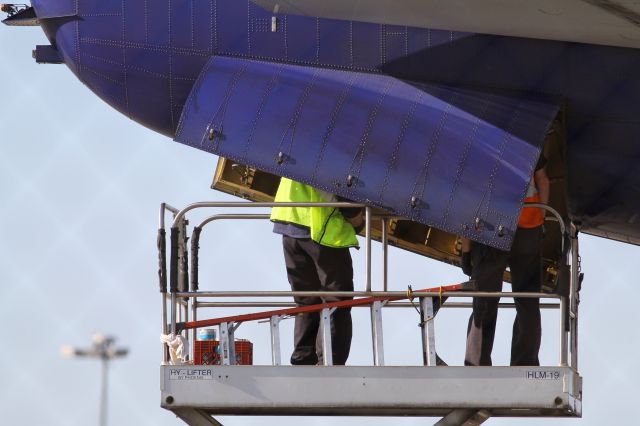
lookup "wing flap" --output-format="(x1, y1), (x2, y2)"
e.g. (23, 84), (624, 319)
(175, 56), (558, 249)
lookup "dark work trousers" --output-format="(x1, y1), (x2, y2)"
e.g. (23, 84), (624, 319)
(282, 235), (354, 365)
(465, 226), (543, 366)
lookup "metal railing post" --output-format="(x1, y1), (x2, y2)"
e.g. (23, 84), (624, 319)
(228, 324), (237, 365)
(370, 301), (385, 366)
(321, 308), (334, 366)
(191, 300), (198, 362)
(161, 294), (168, 365)
(219, 322), (231, 365)
(177, 217), (189, 337)
(569, 223), (580, 370)
(169, 222), (180, 337)
(559, 296), (568, 366)
(159, 204), (169, 364)
(365, 206), (372, 292)
(381, 218), (388, 292)
(526, 203), (572, 367)
(170, 294), (177, 336)
(270, 315), (282, 366)
(420, 297), (437, 366)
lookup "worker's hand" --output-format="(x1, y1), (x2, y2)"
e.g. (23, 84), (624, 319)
(347, 210), (365, 234)
(461, 252), (473, 276)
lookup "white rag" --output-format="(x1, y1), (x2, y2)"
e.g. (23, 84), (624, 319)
(160, 333), (189, 365)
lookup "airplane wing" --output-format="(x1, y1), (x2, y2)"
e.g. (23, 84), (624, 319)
(253, 0), (640, 49)
(175, 56), (558, 250)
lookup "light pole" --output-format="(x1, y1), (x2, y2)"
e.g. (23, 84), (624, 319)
(61, 334), (128, 426)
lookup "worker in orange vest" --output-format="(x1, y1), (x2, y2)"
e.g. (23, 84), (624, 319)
(461, 155), (550, 366)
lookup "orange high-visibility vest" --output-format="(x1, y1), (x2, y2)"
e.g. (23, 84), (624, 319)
(518, 179), (544, 228)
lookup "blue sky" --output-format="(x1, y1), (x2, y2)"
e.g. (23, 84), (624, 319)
(1, 21), (638, 426)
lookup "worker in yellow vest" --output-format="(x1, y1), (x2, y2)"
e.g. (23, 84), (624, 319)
(461, 155), (550, 366)
(271, 178), (363, 365)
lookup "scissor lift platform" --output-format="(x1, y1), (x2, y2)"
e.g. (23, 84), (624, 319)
(158, 201), (583, 425)
(161, 365), (581, 423)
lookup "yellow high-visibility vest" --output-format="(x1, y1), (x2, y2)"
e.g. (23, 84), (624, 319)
(270, 178), (358, 248)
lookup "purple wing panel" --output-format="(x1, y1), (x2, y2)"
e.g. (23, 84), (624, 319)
(175, 56), (558, 249)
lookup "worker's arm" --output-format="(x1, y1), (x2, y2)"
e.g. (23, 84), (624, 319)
(534, 167), (550, 217)
(460, 237), (472, 276)
(461, 237), (471, 253)
(336, 196), (365, 232)
(345, 209), (365, 232)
